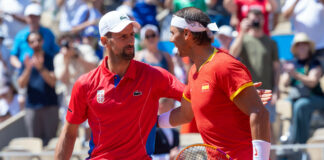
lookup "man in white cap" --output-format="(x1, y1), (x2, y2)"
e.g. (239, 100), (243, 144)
(157, 7), (271, 160)
(54, 10), (185, 160)
(10, 2), (59, 69)
(55, 9), (271, 160)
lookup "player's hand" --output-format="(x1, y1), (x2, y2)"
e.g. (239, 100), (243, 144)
(253, 82), (272, 105)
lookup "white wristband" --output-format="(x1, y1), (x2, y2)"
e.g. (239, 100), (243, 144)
(252, 140), (271, 160)
(158, 110), (173, 128)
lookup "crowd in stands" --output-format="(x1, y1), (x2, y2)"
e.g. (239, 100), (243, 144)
(0, 0), (324, 159)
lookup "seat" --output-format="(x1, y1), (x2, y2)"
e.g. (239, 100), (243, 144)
(1, 137), (42, 160)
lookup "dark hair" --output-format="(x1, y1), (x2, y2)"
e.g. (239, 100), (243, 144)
(174, 7), (212, 45)
(27, 31), (43, 43)
(247, 8), (264, 17)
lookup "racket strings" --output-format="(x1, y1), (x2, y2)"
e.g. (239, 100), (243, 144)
(177, 145), (231, 160)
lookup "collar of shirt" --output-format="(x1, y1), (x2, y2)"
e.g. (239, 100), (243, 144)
(100, 56), (136, 81)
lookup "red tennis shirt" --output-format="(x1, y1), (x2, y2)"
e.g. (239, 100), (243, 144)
(66, 56), (184, 159)
(183, 48), (254, 160)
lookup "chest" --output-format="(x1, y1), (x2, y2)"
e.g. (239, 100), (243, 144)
(86, 76), (158, 120)
(188, 70), (230, 113)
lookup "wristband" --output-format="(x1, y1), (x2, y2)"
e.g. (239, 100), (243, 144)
(158, 110), (173, 128)
(252, 140), (271, 160)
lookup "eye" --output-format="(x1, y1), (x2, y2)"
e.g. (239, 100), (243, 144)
(130, 32), (135, 37)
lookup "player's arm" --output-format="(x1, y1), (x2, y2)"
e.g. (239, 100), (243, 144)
(55, 121), (79, 160)
(233, 86), (271, 160)
(158, 97), (193, 128)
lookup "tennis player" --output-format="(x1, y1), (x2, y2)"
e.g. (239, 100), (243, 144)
(55, 10), (271, 160)
(54, 11), (185, 160)
(158, 7), (271, 160)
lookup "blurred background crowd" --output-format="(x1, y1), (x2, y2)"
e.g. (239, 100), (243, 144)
(0, 0), (324, 159)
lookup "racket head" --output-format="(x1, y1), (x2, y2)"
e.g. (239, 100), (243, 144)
(176, 144), (232, 160)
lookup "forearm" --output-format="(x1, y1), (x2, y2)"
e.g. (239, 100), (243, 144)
(11, 14), (27, 24)
(18, 69), (32, 88)
(159, 98), (193, 128)
(267, 0), (278, 13)
(40, 69), (56, 88)
(294, 73), (319, 88)
(10, 56), (22, 69)
(282, 1), (298, 19)
(223, 0), (236, 14)
(55, 124), (77, 160)
(250, 108), (271, 142)
(229, 32), (244, 58)
(169, 106), (193, 126)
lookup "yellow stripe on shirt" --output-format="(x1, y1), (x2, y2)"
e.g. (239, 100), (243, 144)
(182, 93), (191, 103)
(230, 82), (254, 101)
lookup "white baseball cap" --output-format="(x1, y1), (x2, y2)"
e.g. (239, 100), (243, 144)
(217, 25), (234, 38)
(98, 11), (140, 37)
(24, 3), (42, 16)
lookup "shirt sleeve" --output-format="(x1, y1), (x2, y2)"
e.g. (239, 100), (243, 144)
(215, 58), (253, 101)
(154, 66), (185, 101)
(183, 84), (191, 103)
(66, 76), (89, 124)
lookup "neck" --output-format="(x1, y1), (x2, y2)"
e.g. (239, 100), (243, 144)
(106, 52), (131, 77)
(30, 25), (40, 32)
(34, 50), (44, 56)
(146, 45), (159, 55)
(188, 44), (214, 71)
(248, 28), (264, 38)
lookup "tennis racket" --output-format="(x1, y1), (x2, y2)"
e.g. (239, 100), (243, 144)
(176, 144), (232, 160)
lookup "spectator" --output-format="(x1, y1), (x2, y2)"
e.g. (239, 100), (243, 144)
(224, 0), (277, 35)
(56, 0), (86, 33)
(172, 0), (207, 13)
(0, 0), (29, 48)
(282, 0), (324, 67)
(229, 9), (280, 144)
(10, 3), (59, 69)
(81, 26), (103, 59)
(54, 33), (98, 122)
(132, 0), (160, 27)
(216, 25), (234, 51)
(116, 0), (135, 18)
(281, 33), (324, 144)
(206, 0), (231, 27)
(136, 24), (174, 74)
(0, 29), (14, 76)
(0, 77), (23, 122)
(17, 31), (58, 146)
(70, 0), (103, 35)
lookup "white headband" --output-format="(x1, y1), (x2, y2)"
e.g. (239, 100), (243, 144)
(170, 15), (219, 32)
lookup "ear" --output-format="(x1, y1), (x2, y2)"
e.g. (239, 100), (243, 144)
(100, 37), (108, 46)
(183, 29), (191, 41)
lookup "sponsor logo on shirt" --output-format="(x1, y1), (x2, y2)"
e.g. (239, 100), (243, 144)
(97, 90), (105, 103)
(201, 83), (210, 92)
(133, 90), (142, 96)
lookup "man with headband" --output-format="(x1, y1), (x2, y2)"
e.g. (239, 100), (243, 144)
(55, 9), (271, 160)
(158, 7), (271, 160)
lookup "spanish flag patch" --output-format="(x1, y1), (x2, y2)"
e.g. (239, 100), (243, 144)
(202, 83), (210, 92)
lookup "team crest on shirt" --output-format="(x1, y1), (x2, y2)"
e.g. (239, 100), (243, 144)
(97, 90), (105, 103)
(201, 83), (210, 92)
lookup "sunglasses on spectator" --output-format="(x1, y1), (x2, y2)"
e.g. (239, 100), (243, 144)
(145, 33), (156, 39)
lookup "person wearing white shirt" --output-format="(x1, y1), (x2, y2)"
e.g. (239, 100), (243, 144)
(282, 0), (324, 58)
